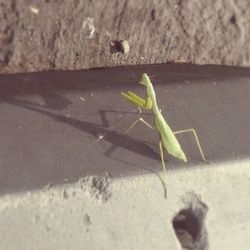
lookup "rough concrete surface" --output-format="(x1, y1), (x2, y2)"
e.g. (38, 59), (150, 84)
(1, 162), (250, 250)
(1, 64), (250, 249)
(1, 0), (250, 74)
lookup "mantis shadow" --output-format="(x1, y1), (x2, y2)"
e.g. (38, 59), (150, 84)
(4, 96), (161, 162)
(1, 95), (165, 195)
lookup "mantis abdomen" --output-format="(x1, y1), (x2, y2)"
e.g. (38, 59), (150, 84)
(155, 113), (187, 162)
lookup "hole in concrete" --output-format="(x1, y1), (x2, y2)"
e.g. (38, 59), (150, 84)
(172, 192), (209, 250)
(151, 9), (156, 21)
(229, 15), (237, 25)
(109, 40), (129, 54)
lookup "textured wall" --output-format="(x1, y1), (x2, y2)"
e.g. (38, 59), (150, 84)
(1, 0), (250, 73)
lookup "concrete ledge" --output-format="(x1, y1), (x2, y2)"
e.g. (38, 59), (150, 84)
(1, 1), (250, 73)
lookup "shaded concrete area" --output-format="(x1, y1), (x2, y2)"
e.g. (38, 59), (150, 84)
(1, 63), (250, 195)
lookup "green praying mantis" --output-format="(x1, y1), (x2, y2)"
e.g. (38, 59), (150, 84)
(121, 73), (207, 197)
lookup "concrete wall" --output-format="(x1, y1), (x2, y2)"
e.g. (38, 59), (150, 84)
(1, 0), (250, 74)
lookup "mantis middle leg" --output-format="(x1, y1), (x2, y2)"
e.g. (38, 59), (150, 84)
(125, 117), (154, 134)
(124, 108), (154, 134)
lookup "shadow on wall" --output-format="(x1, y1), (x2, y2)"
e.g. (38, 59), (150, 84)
(0, 63), (250, 195)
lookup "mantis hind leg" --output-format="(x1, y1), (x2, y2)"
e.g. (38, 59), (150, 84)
(173, 128), (207, 162)
(159, 140), (167, 198)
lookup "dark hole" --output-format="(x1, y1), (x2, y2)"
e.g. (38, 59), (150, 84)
(229, 15), (237, 24)
(172, 208), (200, 249)
(109, 40), (128, 54)
(151, 9), (156, 21)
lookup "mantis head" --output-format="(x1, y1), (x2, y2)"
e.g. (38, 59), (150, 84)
(139, 73), (151, 87)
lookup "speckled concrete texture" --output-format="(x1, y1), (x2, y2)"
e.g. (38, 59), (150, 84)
(0, 0), (250, 73)
(1, 161), (250, 250)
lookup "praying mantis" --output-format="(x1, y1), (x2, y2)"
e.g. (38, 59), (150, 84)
(121, 73), (207, 197)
